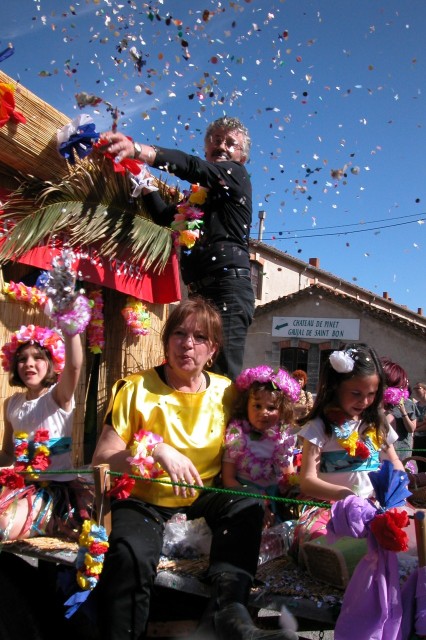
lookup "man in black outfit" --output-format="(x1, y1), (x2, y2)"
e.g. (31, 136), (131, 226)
(102, 116), (254, 381)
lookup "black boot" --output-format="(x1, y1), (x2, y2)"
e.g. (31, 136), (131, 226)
(212, 572), (298, 640)
(215, 602), (298, 640)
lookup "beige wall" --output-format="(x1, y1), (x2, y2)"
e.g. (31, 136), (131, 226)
(244, 294), (426, 389)
(251, 249), (312, 306)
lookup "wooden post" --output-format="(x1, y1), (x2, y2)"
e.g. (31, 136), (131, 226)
(93, 463), (112, 535)
(415, 510), (426, 568)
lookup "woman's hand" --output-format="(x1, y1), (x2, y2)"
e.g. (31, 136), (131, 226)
(153, 443), (203, 498)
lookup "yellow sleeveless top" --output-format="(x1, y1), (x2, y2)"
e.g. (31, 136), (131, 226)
(107, 368), (235, 507)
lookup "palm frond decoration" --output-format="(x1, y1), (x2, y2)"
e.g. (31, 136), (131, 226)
(0, 153), (181, 273)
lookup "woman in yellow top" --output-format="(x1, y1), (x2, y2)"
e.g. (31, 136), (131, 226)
(93, 297), (297, 640)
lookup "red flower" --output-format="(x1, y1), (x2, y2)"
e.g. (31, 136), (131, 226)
(34, 429), (50, 443)
(293, 452), (303, 468)
(88, 541), (109, 556)
(370, 508), (409, 552)
(31, 453), (51, 471)
(355, 440), (370, 460)
(14, 443), (29, 457)
(0, 469), (25, 489)
(107, 474), (135, 500)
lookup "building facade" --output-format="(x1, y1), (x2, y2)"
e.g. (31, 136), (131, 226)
(247, 241), (426, 392)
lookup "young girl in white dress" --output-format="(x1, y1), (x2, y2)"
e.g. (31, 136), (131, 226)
(0, 324), (88, 541)
(293, 343), (404, 556)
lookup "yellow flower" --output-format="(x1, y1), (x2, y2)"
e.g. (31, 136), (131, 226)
(77, 571), (90, 590)
(180, 229), (200, 248)
(340, 431), (359, 456)
(364, 426), (381, 450)
(15, 432), (29, 439)
(188, 186), (207, 205)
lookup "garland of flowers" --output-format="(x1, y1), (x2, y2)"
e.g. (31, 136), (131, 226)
(127, 430), (166, 479)
(235, 365), (301, 403)
(325, 407), (380, 460)
(4, 277), (103, 353)
(14, 429), (51, 480)
(76, 519), (109, 591)
(0, 429), (51, 487)
(87, 289), (105, 353)
(121, 297), (151, 335)
(171, 184), (206, 248)
(3, 281), (48, 307)
(225, 419), (296, 483)
(1, 325), (65, 374)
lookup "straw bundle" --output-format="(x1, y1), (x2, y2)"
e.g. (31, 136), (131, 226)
(0, 70), (70, 182)
(95, 287), (167, 439)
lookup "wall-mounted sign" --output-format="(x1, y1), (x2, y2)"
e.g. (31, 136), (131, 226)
(272, 317), (360, 340)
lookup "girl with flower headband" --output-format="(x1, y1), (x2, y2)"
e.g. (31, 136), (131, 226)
(222, 365), (300, 526)
(290, 343), (405, 564)
(381, 356), (417, 465)
(0, 323), (91, 541)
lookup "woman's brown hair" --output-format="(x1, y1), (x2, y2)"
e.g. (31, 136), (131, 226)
(161, 296), (223, 365)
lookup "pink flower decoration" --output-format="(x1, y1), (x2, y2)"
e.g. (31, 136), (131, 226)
(235, 366), (300, 402)
(383, 387), (409, 406)
(1, 325), (65, 373)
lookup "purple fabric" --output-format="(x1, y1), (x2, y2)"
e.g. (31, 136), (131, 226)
(401, 566), (426, 639)
(326, 495), (376, 541)
(326, 495), (403, 640)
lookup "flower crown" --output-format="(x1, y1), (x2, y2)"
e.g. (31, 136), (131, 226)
(1, 325), (65, 374)
(235, 365), (301, 402)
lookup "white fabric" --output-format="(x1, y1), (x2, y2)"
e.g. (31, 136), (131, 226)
(298, 416), (398, 499)
(6, 385), (76, 481)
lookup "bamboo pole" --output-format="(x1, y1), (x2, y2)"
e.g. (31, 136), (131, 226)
(93, 463), (112, 535)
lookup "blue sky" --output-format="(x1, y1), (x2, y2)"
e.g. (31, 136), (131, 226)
(1, 0), (425, 314)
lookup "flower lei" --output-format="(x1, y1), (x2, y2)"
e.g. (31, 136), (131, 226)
(235, 365), (301, 403)
(171, 184), (206, 248)
(0, 429), (51, 488)
(14, 429), (51, 480)
(76, 519), (109, 590)
(325, 407), (380, 460)
(1, 325), (65, 374)
(3, 281), (48, 308)
(225, 419), (296, 483)
(87, 289), (105, 354)
(0, 82), (26, 128)
(383, 387), (409, 406)
(127, 430), (166, 479)
(121, 297), (151, 335)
